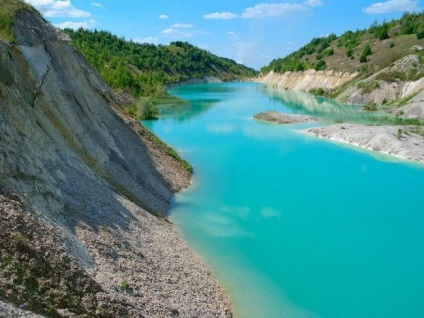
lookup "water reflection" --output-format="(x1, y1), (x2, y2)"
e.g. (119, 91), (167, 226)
(157, 98), (220, 121)
(260, 86), (406, 125)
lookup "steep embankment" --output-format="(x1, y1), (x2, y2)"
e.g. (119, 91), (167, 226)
(256, 13), (424, 163)
(258, 12), (424, 119)
(0, 3), (231, 317)
(256, 69), (358, 91)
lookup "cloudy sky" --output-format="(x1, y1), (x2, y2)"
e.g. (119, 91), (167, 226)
(25, 0), (422, 69)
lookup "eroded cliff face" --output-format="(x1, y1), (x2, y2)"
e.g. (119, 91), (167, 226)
(256, 55), (424, 120)
(256, 69), (358, 91)
(1, 10), (173, 220)
(0, 8), (231, 317)
(336, 55), (424, 110)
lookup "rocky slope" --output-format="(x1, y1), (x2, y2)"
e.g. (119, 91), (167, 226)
(0, 4), (231, 317)
(256, 53), (424, 120)
(258, 13), (424, 119)
(256, 69), (358, 91)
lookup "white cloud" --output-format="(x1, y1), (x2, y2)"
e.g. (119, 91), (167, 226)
(162, 28), (194, 38)
(171, 23), (195, 28)
(242, 0), (323, 18)
(159, 14), (168, 19)
(91, 2), (102, 7)
(54, 19), (96, 29)
(25, 0), (90, 18)
(162, 23), (198, 38)
(203, 12), (239, 19)
(304, 0), (323, 7)
(227, 31), (258, 66)
(133, 36), (160, 44)
(363, 0), (420, 14)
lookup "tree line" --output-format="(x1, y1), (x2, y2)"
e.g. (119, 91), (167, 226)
(64, 29), (256, 98)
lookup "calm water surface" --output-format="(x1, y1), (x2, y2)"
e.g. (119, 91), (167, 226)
(143, 82), (424, 318)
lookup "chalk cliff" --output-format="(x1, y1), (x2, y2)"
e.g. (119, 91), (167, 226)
(256, 69), (358, 91)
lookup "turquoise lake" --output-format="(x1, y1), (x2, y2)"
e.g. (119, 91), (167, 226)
(143, 82), (424, 318)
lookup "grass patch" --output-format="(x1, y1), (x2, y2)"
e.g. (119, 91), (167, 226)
(137, 126), (193, 173)
(364, 113), (422, 125)
(357, 80), (380, 94)
(362, 102), (378, 111)
(376, 69), (424, 83)
(386, 90), (421, 107)
(0, 0), (32, 43)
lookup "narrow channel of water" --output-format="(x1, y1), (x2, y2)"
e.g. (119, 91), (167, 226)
(143, 82), (424, 318)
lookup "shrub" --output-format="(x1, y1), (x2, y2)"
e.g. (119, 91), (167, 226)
(374, 24), (389, 40)
(314, 60), (327, 71)
(309, 87), (325, 96)
(360, 44), (372, 63)
(127, 98), (159, 120)
(362, 103), (377, 111)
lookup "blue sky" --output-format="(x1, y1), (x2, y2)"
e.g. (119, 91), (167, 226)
(26, 0), (422, 69)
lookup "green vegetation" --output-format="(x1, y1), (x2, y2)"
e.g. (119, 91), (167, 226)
(0, 0), (32, 43)
(261, 34), (337, 73)
(120, 280), (129, 292)
(357, 80), (379, 94)
(360, 44), (372, 63)
(362, 102), (378, 111)
(375, 68), (423, 82)
(136, 126), (193, 173)
(309, 87), (326, 96)
(63, 29), (256, 98)
(261, 12), (424, 74)
(127, 98), (159, 120)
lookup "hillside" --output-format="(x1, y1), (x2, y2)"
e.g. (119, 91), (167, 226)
(258, 12), (424, 120)
(262, 12), (424, 75)
(63, 29), (257, 99)
(0, 1), (231, 316)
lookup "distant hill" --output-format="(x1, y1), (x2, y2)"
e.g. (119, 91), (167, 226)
(258, 12), (424, 119)
(261, 12), (424, 75)
(64, 29), (257, 98)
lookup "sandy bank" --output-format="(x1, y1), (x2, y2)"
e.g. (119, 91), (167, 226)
(254, 111), (318, 124)
(303, 124), (424, 163)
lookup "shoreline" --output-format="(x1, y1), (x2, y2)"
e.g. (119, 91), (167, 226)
(303, 123), (424, 164)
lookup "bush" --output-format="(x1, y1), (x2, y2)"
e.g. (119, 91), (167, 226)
(127, 98), (159, 120)
(309, 87), (325, 96)
(314, 60), (327, 71)
(362, 103), (377, 111)
(374, 24), (389, 40)
(360, 44), (372, 63)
